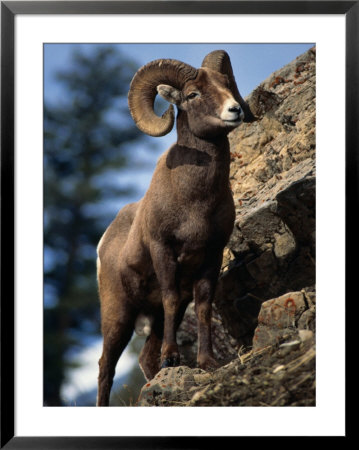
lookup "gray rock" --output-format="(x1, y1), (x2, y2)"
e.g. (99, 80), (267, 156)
(137, 366), (203, 406)
(252, 291), (314, 350)
(214, 46), (316, 345)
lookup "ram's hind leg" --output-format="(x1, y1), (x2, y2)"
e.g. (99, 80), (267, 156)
(138, 295), (192, 380)
(139, 334), (162, 381)
(137, 308), (162, 380)
(97, 292), (137, 406)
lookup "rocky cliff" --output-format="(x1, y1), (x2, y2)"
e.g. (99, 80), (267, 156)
(137, 46), (316, 407)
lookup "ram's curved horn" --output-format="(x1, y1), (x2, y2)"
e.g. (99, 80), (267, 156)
(201, 50), (256, 122)
(128, 59), (198, 137)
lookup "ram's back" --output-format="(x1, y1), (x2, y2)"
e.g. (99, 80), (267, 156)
(97, 201), (140, 282)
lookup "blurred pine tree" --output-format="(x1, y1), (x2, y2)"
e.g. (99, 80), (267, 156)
(44, 46), (146, 405)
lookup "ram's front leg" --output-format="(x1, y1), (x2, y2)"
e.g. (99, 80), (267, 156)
(150, 241), (181, 368)
(193, 251), (223, 371)
(160, 289), (182, 367)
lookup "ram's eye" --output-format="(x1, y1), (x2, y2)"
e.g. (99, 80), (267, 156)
(187, 92), (198, 100)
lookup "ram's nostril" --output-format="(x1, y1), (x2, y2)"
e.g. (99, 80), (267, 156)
(228, 105), (241, 113)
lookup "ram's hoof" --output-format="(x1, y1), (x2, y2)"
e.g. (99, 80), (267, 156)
(198, 355), (219, 372)
(161, 355), (180, 368)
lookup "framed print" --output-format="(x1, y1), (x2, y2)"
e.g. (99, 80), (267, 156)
(1, 1), (354, 447)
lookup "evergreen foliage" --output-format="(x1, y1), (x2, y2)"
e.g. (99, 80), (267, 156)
(44, 46), (145, 405)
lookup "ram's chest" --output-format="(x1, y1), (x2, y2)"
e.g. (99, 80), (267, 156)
(173, 163), (227, 202)
(175, 206), (211, 243)
(173, 205), (221, 263)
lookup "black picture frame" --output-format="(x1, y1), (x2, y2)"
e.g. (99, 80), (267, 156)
(1, 1), (353, 447)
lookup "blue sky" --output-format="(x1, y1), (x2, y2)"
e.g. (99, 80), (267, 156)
(45, 43), (314, 103)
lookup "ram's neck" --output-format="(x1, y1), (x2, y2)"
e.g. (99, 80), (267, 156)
(164, 111), (231, 202)
(175, 111), (230, 162)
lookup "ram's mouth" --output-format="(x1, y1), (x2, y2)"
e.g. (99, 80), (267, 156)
(224, 119), (242, 126)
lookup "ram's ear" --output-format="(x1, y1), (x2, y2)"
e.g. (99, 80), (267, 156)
(157, 84), (182, 105)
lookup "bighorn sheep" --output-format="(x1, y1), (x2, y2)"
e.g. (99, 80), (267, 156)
(97, 50), (254, 406)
